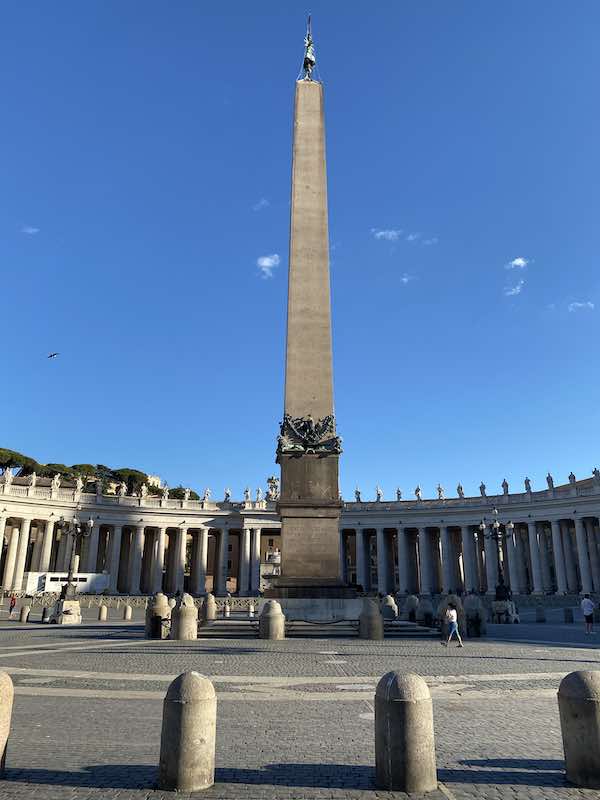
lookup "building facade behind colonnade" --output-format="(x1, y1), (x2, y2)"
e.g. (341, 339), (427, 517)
(2, 470), (600, 599)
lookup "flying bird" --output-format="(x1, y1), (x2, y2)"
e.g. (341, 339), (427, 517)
(47, 352), (60, 359)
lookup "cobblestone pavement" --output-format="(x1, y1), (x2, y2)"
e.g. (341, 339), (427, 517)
(1, 615), (599, 800)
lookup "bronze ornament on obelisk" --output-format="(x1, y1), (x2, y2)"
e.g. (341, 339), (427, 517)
(271, 21), (350, 598)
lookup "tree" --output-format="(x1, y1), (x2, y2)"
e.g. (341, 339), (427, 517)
(0, 448), (38, 473)
(38, 463), (76, 479)
(113, 468), (148, 494)
(70, 464), (97, 477)
(169, 486), (200, 500)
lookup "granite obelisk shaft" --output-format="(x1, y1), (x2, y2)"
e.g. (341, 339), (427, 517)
(276, 79), (343, 594)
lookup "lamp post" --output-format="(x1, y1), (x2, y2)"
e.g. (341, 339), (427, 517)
(480, 507), (511, 586)
(56, 514), (94, 599)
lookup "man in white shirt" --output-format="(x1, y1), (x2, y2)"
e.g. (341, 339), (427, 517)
(581, 594), (595, 635)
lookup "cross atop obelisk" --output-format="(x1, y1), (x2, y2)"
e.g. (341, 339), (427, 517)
(272, 20), (347, 598)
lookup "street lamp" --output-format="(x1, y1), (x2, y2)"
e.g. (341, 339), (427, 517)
(480, 507), (508, 585)
(56, 514), (94, 599)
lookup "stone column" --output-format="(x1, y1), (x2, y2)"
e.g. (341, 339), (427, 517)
(356, 530), (369, 590)
(539, 528), (553, 592)
(339, 531), (347, 584)
(376, 528), (389, 594)
(551, 520), (568, 594)
(190, 528), (208, 595)
(574, 518), (593, 594)
(417, 528), (431, 594)
(527, 521), (544, 594)
(39, 519), (55, 573)
(108, 525), (123, 593)
(440, 526), (453, 593)
(397, 527), (410, 594)
(174, 527), (187, 593)
(129, 526), (145, 595)
(85, 521), (100, 574)
(561, 521), (579, 592)
(250, 528), (261, 594)
(482, 525), (497, 595)
(505, 526), (521, 594)
(30, 526), (44, 572)
(584, 519), (600, 592)
(460, 525), (478, 593)
(153, 527), (167, 593)
(11, 519), (32, 591)
(515, 527), (528, 592)
(1, 526), (19, 589)
(215, 528), (229, 595)
(238, 528), (251, 595)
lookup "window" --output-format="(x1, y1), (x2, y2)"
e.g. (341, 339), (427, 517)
(228, 544), (232, 552)
(227, 560), (232, 569)
(269, 539), (274, 547)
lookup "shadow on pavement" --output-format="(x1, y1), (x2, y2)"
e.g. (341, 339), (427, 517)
(439, 758), (566, 787)
(3, 763), (377, 790)
(458, 757), (564, 770)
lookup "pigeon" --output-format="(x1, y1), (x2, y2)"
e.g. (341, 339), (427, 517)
(47, 353), (59, 359)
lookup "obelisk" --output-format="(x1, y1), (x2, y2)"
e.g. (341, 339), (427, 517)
(273, 21), (346, 597)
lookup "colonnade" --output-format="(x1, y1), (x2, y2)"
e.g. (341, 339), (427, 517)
(2, 505), (600, 598)
(341, 516), (600, 596)
(0, 515), (265, 596)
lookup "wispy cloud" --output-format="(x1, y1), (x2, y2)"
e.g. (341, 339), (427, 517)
(252, 197), (270, 212)
(505, 256), (529, 269)
(371, 227), (403, 241)
(20, 225), (39, 235)
(504, 279), (525, 297)
(422, 237), (438, 246)
(400, 273), (414, 285)
(257, 253), (280, 279)
(568, 301), (594, 312)
(406, 232), (421, 242)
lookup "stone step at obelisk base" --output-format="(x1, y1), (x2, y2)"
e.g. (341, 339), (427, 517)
(198, 618), (438, 640)
(266, 36), (353, 620)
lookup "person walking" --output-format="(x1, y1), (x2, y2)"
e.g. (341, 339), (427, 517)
(9, 594), (17, 618)
(441, 602), (464, 648)
(581, 594), (595, 635)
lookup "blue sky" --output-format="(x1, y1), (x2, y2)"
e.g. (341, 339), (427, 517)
(2, 1), (599, 500)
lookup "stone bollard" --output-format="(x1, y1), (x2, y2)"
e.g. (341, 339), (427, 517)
(259, 600), (286, 640)
(170, 593), (198, 641)
(224, 601), (231, 618)
(558, 671), (600, 788)
(381, 595), (398, 620)
(402, 594), (419, 622)
(416, 598), (434, 628)
(375, 671), (437, 792)
(201, 593), (217, 624)
(158, 671), (216, 792)
(536, 606), (546, 623)
(145, 592), (171, 639)
(359, 599), (384, 640)
(123, 604), (133, 621)
(0, 672), (14, 775)
(98, 605), (108, 622)
(19, 605), (30, 623)
(41, 607), (50, 624)
(463, 594), (486, 637)
(248, 602), (255, 619)
(564, 607), (574, 624)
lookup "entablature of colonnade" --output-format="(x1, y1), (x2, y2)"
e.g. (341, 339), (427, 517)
(1, 476), (600, 531)
(341, 481), (600, 528)
(0, 483), (281, 529)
